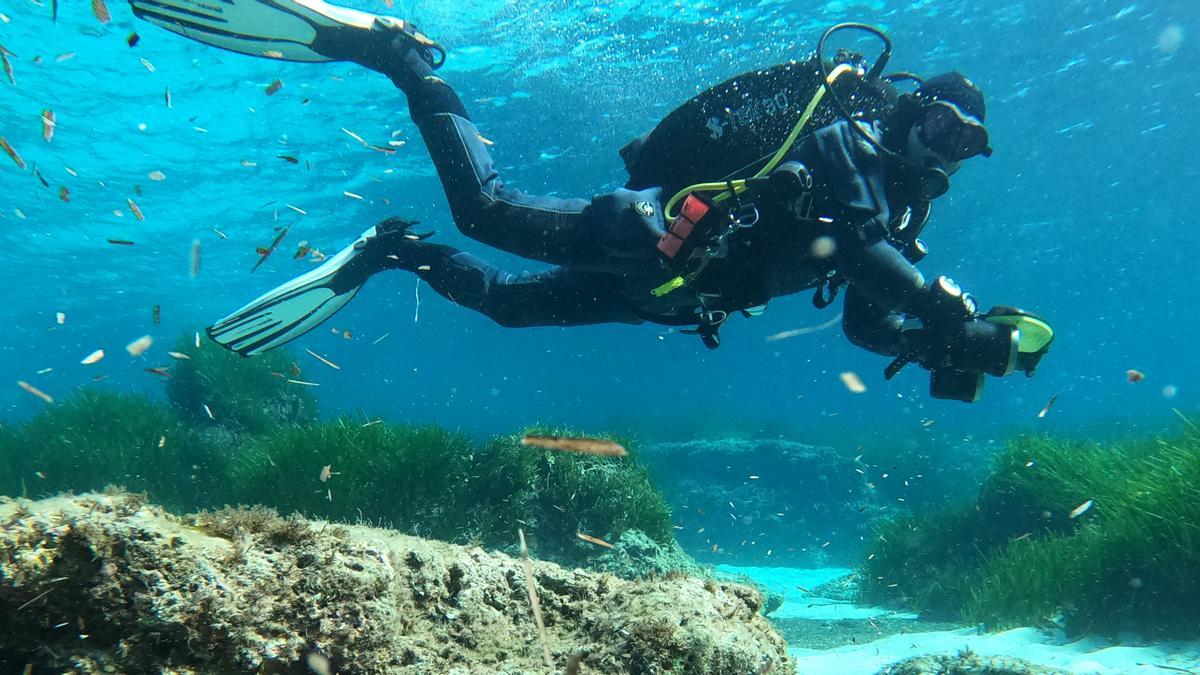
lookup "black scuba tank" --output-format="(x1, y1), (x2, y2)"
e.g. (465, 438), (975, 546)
(620, 54), (897, 200)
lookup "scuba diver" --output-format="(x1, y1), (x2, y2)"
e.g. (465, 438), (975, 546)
(130, 0), (1054, 402)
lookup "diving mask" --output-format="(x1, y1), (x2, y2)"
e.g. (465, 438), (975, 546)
(919, 100), (992, 161)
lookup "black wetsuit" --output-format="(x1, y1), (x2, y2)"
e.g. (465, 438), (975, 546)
(383, 49), (953, 357)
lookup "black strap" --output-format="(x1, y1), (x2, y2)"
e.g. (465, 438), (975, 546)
(812, 273), (844, 309)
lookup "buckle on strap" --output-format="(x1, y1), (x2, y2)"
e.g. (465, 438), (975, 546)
(681, 309), (728, 350)
(812, 272), (844, 309)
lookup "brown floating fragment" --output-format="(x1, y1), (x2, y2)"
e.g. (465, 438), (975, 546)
(127, 198), (144, 221)
(126, 32), (140, 48)
(0, 48), (13, 86)
(265, 79), (282, 96)
(277, 155), (299, 164)
(106, 239), (135, 246)
(91, 0), (111, 24)
(520, 435), (628, 457)
(17, 380), (54, 404)
(0, 136), (25, 169)
(41, 110), (56, 142)
(576, 531), (614, 549)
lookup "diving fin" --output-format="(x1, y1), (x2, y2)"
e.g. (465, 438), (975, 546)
(207, 223), (389, 357)
(128, 0), (441, 65)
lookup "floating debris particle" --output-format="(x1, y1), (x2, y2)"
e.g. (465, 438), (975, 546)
(518, 529), (553, 668)
(55, 312), (65, 325)
(127, 32), (140, 48)
(341, 330), (352, 340)
(139, 57), (156, 73)
(252, 225), (290, 272)
(292, 241), (311, 259)
(277, 155), (299, 164)
(148, 170), (166, 181)
(305, 348), (340, 370)
(144, 366), (171, 379)
(152, 305), (161, 325)
(81, 349), (105, 365)
(164, 87), (172, 108)
(1, 48), (14, 85)
(476, 133), (495, 146)
(305, 652), (332, 675)
(240, 159), (258, 168)
(764, 314), (843, 342)
(1126, 369), (1145, 383)
(41, 110), (56, 143)
(56, 52), (76, 63)
(91, 0), (111, 24)
(287, 379), (320, 387)
(203, 403), (214, 419)
(343, 191), (363, 200)
(839, 371), (867, 394)
(372, 332), (391, 345)
(126, 335), (153, 357)
(106, 239), (135, 246)
(341, 127), (368, 145)
(127, 198), (145, 221)
(158, 435), (166, 448)
(265, 79), (282, 96)
(520, 435), (627, 457)
(194, 331), (201, 348)
(1, 137), (26, 169)
(1037, 394), (1059, 419)
(17, 380), (53, 404)
(167, 351), (190, 360)
(285, 204), (306, 215)
(189, 239), (201, 277)
(360, 419), (382, 428)
(212, 227), (228, 240)
(576, 531), (614, 549)
(1069, 499), (1094, 519)
(319, 464), (332, 482)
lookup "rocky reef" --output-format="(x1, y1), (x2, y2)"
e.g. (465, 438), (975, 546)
(0, 491), (793, 674)
(641, 438), (875, 566)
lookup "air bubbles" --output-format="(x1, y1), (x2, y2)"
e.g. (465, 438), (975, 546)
(1162, 384), (1178, 399)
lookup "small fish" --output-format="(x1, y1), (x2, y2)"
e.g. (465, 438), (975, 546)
(145, 366), (171, 379)
(164, 87), (172, 109)
(277, 155), (299, 164)
(1037, 394), (1059, 419)
(203, 403), (214, 419)
(1126, 369), (1145, 383)
(319, 464), (332, 482)
(520, 435), (628, 457)
(91, 0), (111, 24)
(252, 225), (290, 272)
(126, 335), (153, 356)
(576, 532), (614, 549)
(148, 170), (166, 181)
(265, 79), (282, 96)
(81, 349), (105, 365)
(91, 375), (109, 382)
(152, 304), (161, 325)
(0, 137), (26, 169)
(1069, 499), (1094, 519)
(126, 32), (140, 48)
(189, 239), (201, 278)
(167, 351), (191, 360)
(42, 110), (56, 143)
(17, 380), (53, 404)
(127, 198), (145, 221)
(305, 348), (340, 370)
(106, 239), (135, 246)
(839, 371), (867, 394)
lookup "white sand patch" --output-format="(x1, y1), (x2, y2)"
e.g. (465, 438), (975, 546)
(718, 565), (917, 620)
(789, 626), (1200, 674)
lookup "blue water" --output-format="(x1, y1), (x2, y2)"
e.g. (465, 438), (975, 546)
(0, 1), (1195, 440)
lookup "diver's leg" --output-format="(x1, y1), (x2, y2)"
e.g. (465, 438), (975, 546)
(368, 37), (604, 267)
(381, 237), (642, 328)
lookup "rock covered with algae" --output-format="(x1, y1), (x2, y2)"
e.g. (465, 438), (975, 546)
(0, 491), (793, 674)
